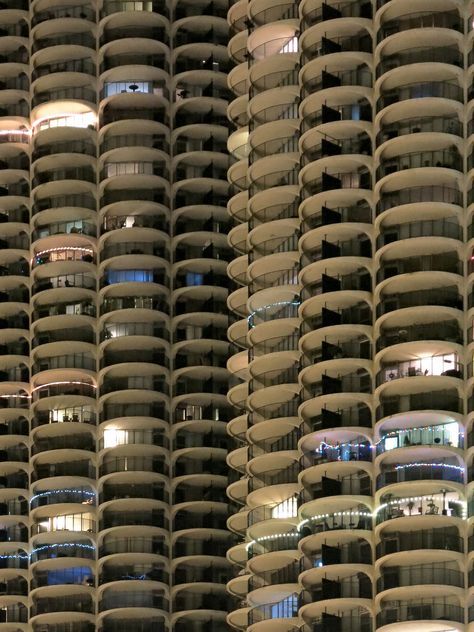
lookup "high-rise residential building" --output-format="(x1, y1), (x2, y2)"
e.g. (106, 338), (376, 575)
(0, 1), (236, 631)
(226, 1), (474, 631)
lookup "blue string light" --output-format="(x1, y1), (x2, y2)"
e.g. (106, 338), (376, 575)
(0, 553), (28, 561)
(30, 489), (96, 504)
(0, 542), (96, 563)
(31, 542), (95, 557)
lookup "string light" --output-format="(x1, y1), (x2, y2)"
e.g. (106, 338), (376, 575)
(378, 424), (464, 439)
(257, 494), (469, 545)
(36, 247), (93, 255)
(246, 532), (299, 551)
(31, 381), (96, 392)
(247, 300), (300, 327)
(317, 441), (371, 452)
(0, 553), (28, 561)
(31, 542), (95, 557)
(0, 129), (30, 137)
(311, 423), (464, 453)
(394, 462), (464, 472)
(375, 494), (467, 517)
(300, 510), (372, 527)
(30, 489), (96, 504)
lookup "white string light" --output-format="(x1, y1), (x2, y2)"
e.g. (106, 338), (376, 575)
(36, 247), (93, 256)
(246, 532), (299, 551)
(31, 381), (96, 392)
(314, 424), (464, 453)
(394, 462), (464, 472)
(247, 300), (300, 326)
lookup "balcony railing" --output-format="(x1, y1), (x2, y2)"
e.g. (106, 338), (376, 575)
(377, 81), (463, 111)
(377, 421), (463, 454)
(30, 540), (95, 563)
(376, 45), (463, 78)
(302, 0), (372, 29)
(377, 390), (463, 418)
(376, 319), (462, 351)
(377, 527), (463, 556)
(377, 565), (463, 591)
(376, 462), (464, 489)
(377, 252), (462, 282)
(378, 9), (462, 42)
(377, 148), (462, 179)
(376, 601), (463, 626)
(377, 354), (462, 386)
(99, 536), (168, 558)
(376, 184), (463, 215)
(99, 591), (168, 612)
(376, 286), (462, 317)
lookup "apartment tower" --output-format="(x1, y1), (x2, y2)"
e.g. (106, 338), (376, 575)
(226, 0), (474, 631)
(0, 1), (235, 631)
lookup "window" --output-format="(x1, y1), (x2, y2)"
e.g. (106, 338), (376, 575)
(103, 81), (159, 97)
(186, 325), (203, 339)
(105, 162), (153, 177)
(35, 111), (96, 133)
(186, 272), (203, 286)
(279, 36), (299, 54)
(112, 0), (153, 11)
(106, 269), (153, 284)
(272, 497), (298, 519)
(352, 104), (361, 120)
(47, 567), (92, 586)
(103, 428), (128, 448)
(271, 595), (298, 619)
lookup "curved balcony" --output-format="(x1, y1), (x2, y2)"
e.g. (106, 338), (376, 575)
(376, 353), (462, 387)
(376, 564), (463, 593)
(376, 460), (464, 490)
(377, 525), (463, 557)
(376, 284), (462, 318)
(376, 600), (463, 627)
(377, 388), (463, 419)
(98, 588), (168, 613)
(31, 593), (94, 617)
(301, 506), (373, 537)
(376, 420), (463, 455)
(377, 147), (462, 180)
(377, 80), (463, 112)
(376, 45), (463, 80)
(378, 9), (462, 42)
(310, 607), (372, 632)
(376, 113), (462, 146)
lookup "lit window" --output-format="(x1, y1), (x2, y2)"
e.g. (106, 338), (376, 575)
(38, 513), (94, 532)
(34, 111), (96, 133)
(279, 36), (299, 54)
(103, 428), (128, 448)
(103, 81), (155, 97)
(111, 0), (153, 11)
(271, 594), (298, 619)
(271, 497), (298, 519)
(105, 162), (153, 177)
